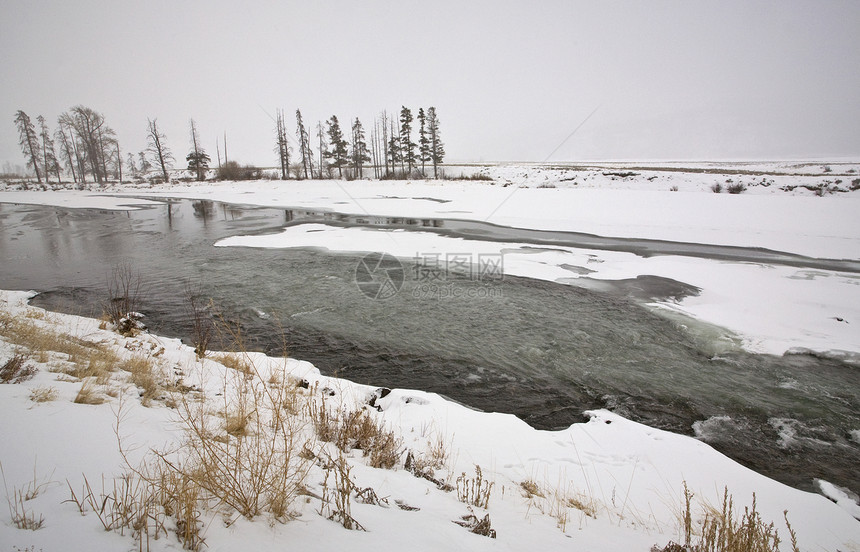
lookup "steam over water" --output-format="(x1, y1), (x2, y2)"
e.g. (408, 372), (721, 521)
(1, 199), (857, 497)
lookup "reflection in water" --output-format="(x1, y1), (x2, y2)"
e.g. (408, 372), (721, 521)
(0, 199), (857, 498)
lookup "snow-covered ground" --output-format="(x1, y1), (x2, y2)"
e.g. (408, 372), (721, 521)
(1, 163), (859, 550)
(1, 290), (858, 551)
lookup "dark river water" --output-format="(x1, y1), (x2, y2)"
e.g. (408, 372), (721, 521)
(1, 198), (858, 499)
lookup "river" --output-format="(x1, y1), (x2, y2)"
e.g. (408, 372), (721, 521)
(1, 198), (857, 498)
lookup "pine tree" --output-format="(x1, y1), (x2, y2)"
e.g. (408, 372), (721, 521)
(399, 106), (417, 174)
(187, 119), (209, 180)
(427, 107), (445, 179)
(146, 118), (173, 182)
(417, 108), (431, 177)
(350, 117), (371, 179)
(325, 115), (350, 178)
(14, 110), (42, 183)
(37, 115), (61, 183)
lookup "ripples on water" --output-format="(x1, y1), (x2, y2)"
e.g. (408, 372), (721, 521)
(0, 199), (857, 497)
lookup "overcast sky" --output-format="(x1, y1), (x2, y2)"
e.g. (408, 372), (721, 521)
(2, 0), (859, 169)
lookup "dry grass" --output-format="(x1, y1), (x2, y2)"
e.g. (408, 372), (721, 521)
(520, 478), (598, 531)
(66, 473), (174, 552)
(310, 400), (403, 469)
(454, 511), (496, 538)
(213, 353), (252, 376)
(1, 463), (47, 531)
(134, 366), (312, 524)
(29, 385), (58, 402)
(456, 465), (493, 509)
(74, 378), (105, 405)
(520, 479), (544, 498)
(318, 453), (366, 531)
(1, 353), (35, 383)
(119, 355), (160, 405)
(652, 484), (800, 552)
(0, 307), (119, 384)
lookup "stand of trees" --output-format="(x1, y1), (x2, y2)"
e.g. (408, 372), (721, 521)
(14, 106), (120, 185)
(11, 104), (445, 183)
(274, 105), (445, 181)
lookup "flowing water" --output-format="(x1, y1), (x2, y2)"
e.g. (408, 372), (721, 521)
(1, 198), (858, 498)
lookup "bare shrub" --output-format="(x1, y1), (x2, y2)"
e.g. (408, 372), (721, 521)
(726, 183), (746, 194)
(185, 290), (213, 359)
(711, 183), (722, 193)
(104, 262), (146, 335)
(1, 354), (35, 383)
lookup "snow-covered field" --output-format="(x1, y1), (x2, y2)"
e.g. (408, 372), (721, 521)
(1, 162), (859, 550)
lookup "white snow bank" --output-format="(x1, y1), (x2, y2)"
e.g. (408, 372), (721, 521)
(0, 190), (161, 210)
(1, 289), (858, 551)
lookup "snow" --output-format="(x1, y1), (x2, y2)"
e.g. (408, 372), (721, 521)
(1, 289), (858, 551)
(2, 163), (860, 549)
(0, 190), (162, 211)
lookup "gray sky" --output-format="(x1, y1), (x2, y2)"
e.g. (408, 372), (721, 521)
(2, 0), (859, 169)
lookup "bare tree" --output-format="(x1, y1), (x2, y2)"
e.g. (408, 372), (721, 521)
(14, 110), (42, 182)
(275, 109), (290, 180)
(60, 105), (115, 184)
(114, 140), (122, 181)
(146, 118), (173, 182)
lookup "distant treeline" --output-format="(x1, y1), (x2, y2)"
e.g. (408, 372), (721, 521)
(11, 105), (445, 184)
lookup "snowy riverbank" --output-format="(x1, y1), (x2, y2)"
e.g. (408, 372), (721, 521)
(1, 289), (859, 551)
